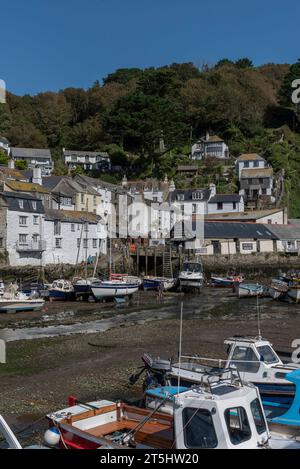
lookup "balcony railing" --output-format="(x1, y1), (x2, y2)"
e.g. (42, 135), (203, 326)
(16, 240), (47, 252)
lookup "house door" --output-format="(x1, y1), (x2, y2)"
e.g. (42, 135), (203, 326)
(212, 240), (221, 255)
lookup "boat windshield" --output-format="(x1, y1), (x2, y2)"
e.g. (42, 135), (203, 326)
(182, 408), (218, 449)
(183, 263), (202, 273)
(250, 399), (267, 435)
(224, 407), (251, 445)
(256, 345), (279, 364)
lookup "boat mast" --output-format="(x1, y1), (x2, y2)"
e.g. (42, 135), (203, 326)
(177, 302), (183, 393)
(256, 295), (262, 340)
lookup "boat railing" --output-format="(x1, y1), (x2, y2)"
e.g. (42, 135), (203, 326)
(178, 354), (265, 369)
(200, 367), (244, 393)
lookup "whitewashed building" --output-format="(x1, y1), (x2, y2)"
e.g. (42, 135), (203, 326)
(63, 149), (111, 172)
(10, 148), (53, 176)
(236, 153), (268, 179)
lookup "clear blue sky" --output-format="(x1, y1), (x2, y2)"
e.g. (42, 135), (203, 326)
(2, 0), (300, 96)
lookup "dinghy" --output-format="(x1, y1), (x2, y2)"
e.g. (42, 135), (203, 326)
(269, 279), (289, 301)
(236, 283), (265, 298)
(143, 276), (176, 292)
(210, 272), (244, 288)
(46, 369), (275, 449)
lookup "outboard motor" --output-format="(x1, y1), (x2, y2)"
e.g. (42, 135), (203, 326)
(129, 353), (172, 390)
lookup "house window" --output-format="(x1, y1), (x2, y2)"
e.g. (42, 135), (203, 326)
(254, 161), (259, 167)
(242, 243), (254, 251)
(19, 216), (27, 226)
(217, 202), (223, 211)
(54, 221), (61, 236)
(18, 200), (24, 209)
(71, 224), (75, 232)
(19, 234), (27, 244)
(93, 239), (97, 248)
(93, 196), (97, 206)
(259, 178), (264, 184)
(244, 162), (249, 168)
(83, 239), (88, 248)
(233, 202), (237, 210)
(32, 234), (39, 243)
(81, 194), (84, 203)
(267, 219), (272, 224)
(32, 201), (37, 210)
(55, 238), (62, 248)
(33, 216), (39, 225)
(192, 204), (197, 214)
(84, 223), (89, 232)
(77, 238), (81, 248)
(177, 194), (185, 201)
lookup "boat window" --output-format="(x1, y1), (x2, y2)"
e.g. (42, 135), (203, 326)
(250, 399), (267, 435)
(256, 345), (279, 364)
(224, 407), (251, 445)
(183, 408), (218, 449)
(230, 346), (260, 373)
(183, 262), (202, 273)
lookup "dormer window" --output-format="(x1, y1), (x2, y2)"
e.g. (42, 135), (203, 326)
(192, 192), (203, 200)
(19, 199), (24, 209)
(32, 201), (37, 210)
(177, 194), (185, 201)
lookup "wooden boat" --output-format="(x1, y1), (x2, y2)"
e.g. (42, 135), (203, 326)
(49, 280), (75, 301)
(210, 273), (244, 288)
(143, 276), (176, 291)
(0, 292), (45, 313)
(110, 273), (143, 287)
(236, 283), (265, 298)
(178, 261), (204, 291)
(269, 279), (289, 301)
(46, 370), (275, 449)
(91, 280), (139, 300)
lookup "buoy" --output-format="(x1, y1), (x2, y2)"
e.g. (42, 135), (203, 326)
(44, 427), (60, 447)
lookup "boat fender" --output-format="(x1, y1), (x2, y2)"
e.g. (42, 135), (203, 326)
(44, 427), (60, 447)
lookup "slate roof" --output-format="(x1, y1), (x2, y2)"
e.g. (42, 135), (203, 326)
(50, 177), (100, 197)
(208, 194), (243, 204)
(203, 221), (278, 240)
(64, 149), (109, 158)
(10, 147), (52, 160)
(204, 208), (283, 221)
(170, 188), (211, 203)
(44, 208), (100, 224)
(0, 166), (27, 181)
(42, 176), (65, 191)
(74, 174), (128, 195)
(268, 224), (300, 240)
(2, 192), (45, 214)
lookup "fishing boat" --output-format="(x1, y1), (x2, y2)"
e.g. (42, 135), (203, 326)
(178, 260), (204, 291)
(21, 282), (50, 299)
(269, 279), (289, 301)
(236, 283), (266, 298)
(45, 369), (277, 449)
(90, 280), (139, 300)
(0, 291), (45, 313)
(133, 336), (300, 404)
(143, 276), (176, 292)
(210, 272), (244, 288)
(72, 277), (98, 300)
(48, 280), (75, 301)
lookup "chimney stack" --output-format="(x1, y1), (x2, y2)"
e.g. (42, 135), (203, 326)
(32, 166), (42, 186)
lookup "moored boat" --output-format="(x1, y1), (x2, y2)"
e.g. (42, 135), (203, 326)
(49, 280), (75, 301)
(0, 292), (45, 313)
(91, 280), (139, 300)
(210, 272), (244, 288)
(73, 277), (98, 300)
(143, 276), (176, 291)
(178, 260), (204, 291)
(236, 283), (265, 298)
(269, 279), (289, 301)
(46, 370), (276, 449)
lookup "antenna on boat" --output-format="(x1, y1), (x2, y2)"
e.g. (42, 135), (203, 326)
(177, 302), (183, 394)
(256, 295), (262, 340)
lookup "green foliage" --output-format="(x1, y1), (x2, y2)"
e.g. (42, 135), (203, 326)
(0, 150), (9, 165)
(14, 160), (28, 170)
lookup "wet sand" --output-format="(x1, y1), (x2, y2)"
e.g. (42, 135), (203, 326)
(0, 288), (300, 446)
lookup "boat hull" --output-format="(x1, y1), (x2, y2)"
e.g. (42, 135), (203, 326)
(143, 278), (176, 291)
(288, 289), (300, 303)
(73, 283), (91, 299)
(49, 290), (75, 301)
(91, 282), (139, 299)
(237, 284), (264, 298)
(0, 300), (45, 313)
(179, 277), (203, 290)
